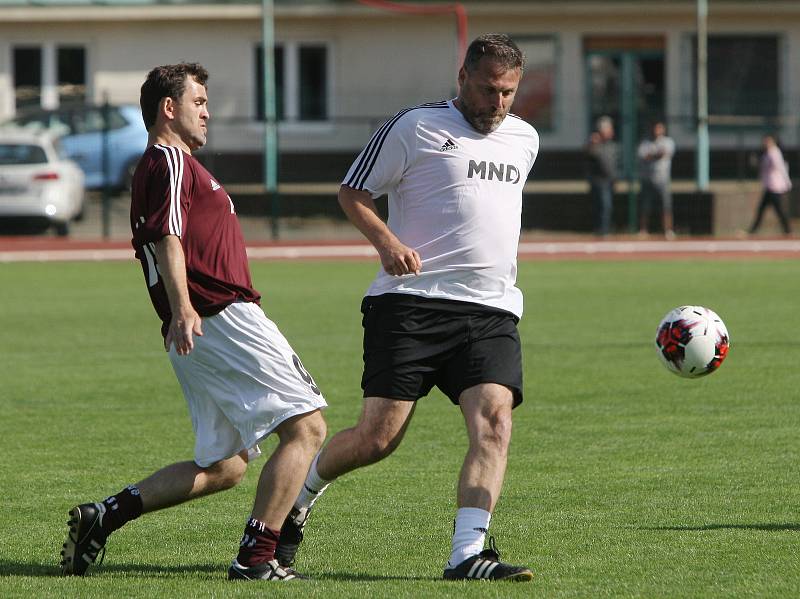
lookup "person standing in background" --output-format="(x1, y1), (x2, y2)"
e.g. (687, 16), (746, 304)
(748, 134), (793, 236)
(586, 116), (617, 236)
(637, 121), (676, 239)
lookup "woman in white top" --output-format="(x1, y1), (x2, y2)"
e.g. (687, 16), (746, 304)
(748, 134), (793, 235)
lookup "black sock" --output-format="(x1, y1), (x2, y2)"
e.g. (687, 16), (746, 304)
(236, 518), (280, 566)
(100, 485), (143, 533)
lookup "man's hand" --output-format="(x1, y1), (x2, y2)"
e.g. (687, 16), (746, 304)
(377, 240), (422, 276)
(165, 306), (203, 355)
(338, 184), (423, 277)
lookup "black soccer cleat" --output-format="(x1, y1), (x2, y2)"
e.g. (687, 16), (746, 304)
(274, 506), (310, 568)
(60, 503), (109, 576)
(443, 536), (533, 582)
(228, 558), (306, 581)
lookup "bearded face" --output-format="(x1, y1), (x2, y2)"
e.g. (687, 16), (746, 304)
(455, 58), (521, 135)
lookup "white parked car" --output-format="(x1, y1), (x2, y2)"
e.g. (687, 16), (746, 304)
(0, 129), (85, 236)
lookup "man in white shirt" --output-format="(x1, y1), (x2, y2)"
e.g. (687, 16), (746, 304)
(276, 34), (539, 581)
(637, 121), (676, 238)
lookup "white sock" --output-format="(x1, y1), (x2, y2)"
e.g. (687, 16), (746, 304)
(447, 507), (491, 569)
(293, 452), (332, 513)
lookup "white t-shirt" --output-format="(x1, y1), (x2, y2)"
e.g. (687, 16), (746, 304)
(637, 135), (675, 184)
(343, 99), (539, 318)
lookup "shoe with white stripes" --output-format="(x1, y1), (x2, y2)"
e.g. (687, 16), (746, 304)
(60, 503), (109, 576)
(443, 537), (533, 582)
(228, 558), (306, 581)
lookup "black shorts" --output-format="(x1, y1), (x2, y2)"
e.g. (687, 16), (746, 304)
(360, 293), (523, 407)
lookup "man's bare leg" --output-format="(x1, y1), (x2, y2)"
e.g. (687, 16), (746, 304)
(273, 398), (415, 568)
(316, 397), (416, 480)
(250, 410), (327, 529)
(444, 383), (532, 580)
(457, 383), (513, 512)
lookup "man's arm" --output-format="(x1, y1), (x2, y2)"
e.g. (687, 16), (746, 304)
(338, 184), (421, 276)
(153, 234), (203, 355)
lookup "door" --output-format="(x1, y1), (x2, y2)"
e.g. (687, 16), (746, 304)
(585, 37), (665, 229)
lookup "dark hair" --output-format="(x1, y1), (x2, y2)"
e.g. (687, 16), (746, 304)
(763, 132), (784, 154)
(140, 62), (209, 130)
(463, 34), (524, 73)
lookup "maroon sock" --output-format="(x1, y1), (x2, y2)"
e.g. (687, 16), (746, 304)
(236, 518), (280, 566)
(101, 485), (143, 533)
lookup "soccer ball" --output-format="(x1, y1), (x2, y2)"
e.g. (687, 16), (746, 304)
(655, 306), (730, 378)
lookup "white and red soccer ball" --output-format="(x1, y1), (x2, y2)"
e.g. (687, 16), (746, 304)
(655, 306), (730, 378)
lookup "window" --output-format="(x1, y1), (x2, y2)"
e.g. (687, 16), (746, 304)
(12, 44), (87, 111)
(691, 35), (779, 122)
(72, 107), (127, 134)
(57, 46), (86, 106)
(298, 46), (327, 120)
(13, 47), (42, 110)
(511, 37), (557, 131)
(255, 45), (284, 121)
(0, 144), (48, 166)
(255, 42), (329, 122)
(12, 110), (71, 137)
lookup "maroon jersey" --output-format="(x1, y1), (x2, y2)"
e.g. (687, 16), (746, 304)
(130, 144), (260, 336)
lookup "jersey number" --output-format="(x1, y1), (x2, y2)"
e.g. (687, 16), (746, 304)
(292, 354), (321, 395)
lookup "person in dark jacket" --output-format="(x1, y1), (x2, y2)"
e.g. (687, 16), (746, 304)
(586, 116), (617, 236)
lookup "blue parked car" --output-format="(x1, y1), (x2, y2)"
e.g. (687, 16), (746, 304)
(3, 104), (148, 190)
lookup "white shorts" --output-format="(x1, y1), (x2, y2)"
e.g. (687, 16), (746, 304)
(169, 301), (327, 467)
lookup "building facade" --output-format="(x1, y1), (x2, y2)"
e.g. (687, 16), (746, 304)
(2, 0), (799, 183)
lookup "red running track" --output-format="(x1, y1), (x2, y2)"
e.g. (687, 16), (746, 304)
(0, 236), (799, 263)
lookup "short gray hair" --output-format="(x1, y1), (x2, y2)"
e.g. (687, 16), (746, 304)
(596, 116), (613, 131)
(463, 34), (524, 73)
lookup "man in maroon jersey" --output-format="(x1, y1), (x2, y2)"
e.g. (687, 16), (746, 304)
(60, 63), (327, 582)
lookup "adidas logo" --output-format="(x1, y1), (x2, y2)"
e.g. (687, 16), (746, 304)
(440, 138), (459, 152)
(210, 178), (221, 191)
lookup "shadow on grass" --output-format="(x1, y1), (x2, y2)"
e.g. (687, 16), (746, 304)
(313, 572), (436, 582)
(645, 523), (800, 532)
(0, 561), (434, 581)
(0, 560), (219, 578)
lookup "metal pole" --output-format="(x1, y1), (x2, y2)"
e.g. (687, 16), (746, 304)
(262, 0), (279, 239)
(101, 92), (111, 239)
(696, 0), (710, 191)
(621, 53), (637, 232)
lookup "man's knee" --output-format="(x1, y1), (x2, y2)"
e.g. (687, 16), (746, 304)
(302, 411), (327, 450)
(204, 454), (248, 491)
(466, 402), (512, 452)
(337, 397), (414, 466)
(481, 409), (513, 449)
(462, 386), (514, 451)
(356, 405), (414, 463)
(277, 409), (327, 450)
(355, 428), (401, 464)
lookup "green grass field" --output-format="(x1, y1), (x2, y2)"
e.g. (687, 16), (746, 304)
(1, 257), (799, 598)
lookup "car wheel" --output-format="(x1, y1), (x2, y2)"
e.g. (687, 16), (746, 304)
(73, 195), (86, 222)
(54, 221), (70, 237)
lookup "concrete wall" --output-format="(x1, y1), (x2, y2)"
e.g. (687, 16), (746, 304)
(1, 2), (799, 156)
